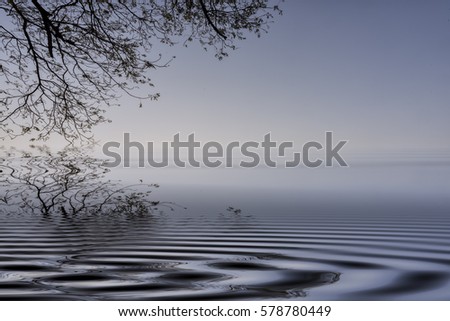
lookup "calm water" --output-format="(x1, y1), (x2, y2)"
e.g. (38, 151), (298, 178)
(1, 156), (450, 300)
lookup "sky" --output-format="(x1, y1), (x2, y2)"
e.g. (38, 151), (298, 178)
(3, 0), (450, 156)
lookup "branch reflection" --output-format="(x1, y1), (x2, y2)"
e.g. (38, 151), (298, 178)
(0, 145), (179, 216)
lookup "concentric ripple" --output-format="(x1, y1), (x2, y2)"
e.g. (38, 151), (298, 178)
(0, 211), (449, 300)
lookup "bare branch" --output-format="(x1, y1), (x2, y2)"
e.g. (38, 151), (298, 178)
(0, 0), (283, 142)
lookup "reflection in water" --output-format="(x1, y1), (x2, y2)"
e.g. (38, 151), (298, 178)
(0, 146), (177, 216)
(1, 147), (450, 300)
(0, 146), (340, 299)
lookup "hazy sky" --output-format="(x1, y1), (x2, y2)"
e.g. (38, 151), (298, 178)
(4, 0), (450, 155)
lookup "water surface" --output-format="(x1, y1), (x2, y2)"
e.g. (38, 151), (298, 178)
(0, 157), (449, 300)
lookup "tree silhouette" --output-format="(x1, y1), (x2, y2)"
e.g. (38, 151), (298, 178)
(0, 145), (181, 215)
(0, 1), (282, 142)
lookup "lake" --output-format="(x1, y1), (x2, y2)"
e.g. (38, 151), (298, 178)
(0, 155), (449, 300)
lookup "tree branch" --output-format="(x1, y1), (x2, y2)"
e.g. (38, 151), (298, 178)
(198, 0), (227, 40)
